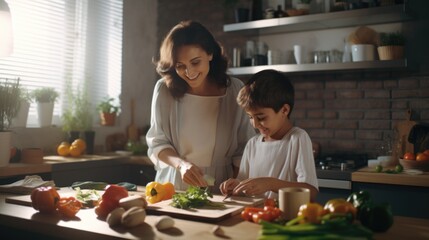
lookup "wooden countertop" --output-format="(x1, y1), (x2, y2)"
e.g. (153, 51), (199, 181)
(352, 167), (429, 187)
(1, 188), (429, 240)
(0, 154), (152, 179)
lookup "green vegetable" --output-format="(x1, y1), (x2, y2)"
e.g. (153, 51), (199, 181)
(75, 187), (101, 208)
(259, 220), (373, 240)
(347, 191), (394, 233)
(170, 186), (226, 209)
(375, 165), (382, 173)
(71, 181), (108, 190)
(359, 203), (394, 232)
(347, 190), (372, 218)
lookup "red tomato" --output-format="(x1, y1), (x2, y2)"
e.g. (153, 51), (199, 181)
(58, 197), (82, 218)
(30, 186), (60, 214)
(403, 152), (416, 160)
(241, 207), (262, 221)
(423, 150), (429, 156)
(416, 153), (429, 161)
(264, 198), (276, 208)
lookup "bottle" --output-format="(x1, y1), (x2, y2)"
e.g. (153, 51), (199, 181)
(342, 39), (352, 63)
(275, 5), (285, 18)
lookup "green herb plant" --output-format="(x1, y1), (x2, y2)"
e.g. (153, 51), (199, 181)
(97, 97), (120, 114)
(379, 32), (405, 46)
(31, 87), (59, 103)
(171, 186), (226, 209)
(0, 78), (20, 131)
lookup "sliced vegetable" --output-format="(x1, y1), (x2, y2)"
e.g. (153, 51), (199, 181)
(75, 187), (101, 208)
(57, 197), (82, 218)
(30, 186), (60, 214)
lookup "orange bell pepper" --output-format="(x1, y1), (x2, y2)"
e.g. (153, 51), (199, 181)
(30, 186), (60, 214)
(58, 197), (82, 218)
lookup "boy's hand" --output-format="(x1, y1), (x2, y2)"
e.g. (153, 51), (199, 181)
(219, 178), (239, 195)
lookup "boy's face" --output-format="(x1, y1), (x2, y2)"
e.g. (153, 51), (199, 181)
(246, 104), (291, 141)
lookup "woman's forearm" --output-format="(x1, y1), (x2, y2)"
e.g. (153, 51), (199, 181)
(157, 148), (184, 169)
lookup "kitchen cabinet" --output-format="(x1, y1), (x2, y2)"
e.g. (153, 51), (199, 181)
(223, 4), (415, 75)
(352, 167), (429, 219)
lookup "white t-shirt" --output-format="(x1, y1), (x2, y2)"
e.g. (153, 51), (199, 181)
(179, 94), (222, 167)
(237, 126), (319, 199)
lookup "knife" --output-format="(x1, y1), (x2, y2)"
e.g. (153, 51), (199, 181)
(222, 192), (233, 201)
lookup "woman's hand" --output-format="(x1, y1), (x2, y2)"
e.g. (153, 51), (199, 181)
(233, 178), (271, 196)
(219, 178), (239, 195)
(178, 161), (207, 187)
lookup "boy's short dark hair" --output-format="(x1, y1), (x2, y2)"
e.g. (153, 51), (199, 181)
(237, 69), (294, 116)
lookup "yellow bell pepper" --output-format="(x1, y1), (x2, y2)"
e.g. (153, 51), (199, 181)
(145, 181), (166, 204)
(297, 202), (325, 224)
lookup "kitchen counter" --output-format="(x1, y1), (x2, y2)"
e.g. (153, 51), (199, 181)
(352, 167), (429, 187)
(1, 189), (429, 240)
(0, 154), (152, 179)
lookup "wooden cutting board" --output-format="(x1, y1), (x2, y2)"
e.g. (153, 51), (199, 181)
(393, 110), (416, 162)
(146, 195), (264, 223)
(6, 192), (264, 223)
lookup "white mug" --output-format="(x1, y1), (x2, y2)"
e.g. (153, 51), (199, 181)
(278, 187), (310, 220)
(293, 45), (306, 64)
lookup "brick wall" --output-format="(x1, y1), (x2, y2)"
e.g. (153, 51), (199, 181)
(156, 0), (429, 158)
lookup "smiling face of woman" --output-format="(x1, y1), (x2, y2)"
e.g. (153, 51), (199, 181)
(175, 45), (213, 94)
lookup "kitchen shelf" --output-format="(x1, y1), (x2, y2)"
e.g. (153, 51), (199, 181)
(227, 59), (407, 75)
(223, 4), (414, 35)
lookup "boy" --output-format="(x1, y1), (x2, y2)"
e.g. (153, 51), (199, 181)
(219, 69), (318, 201)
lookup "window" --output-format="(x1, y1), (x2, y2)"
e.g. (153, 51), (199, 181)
(0, 0), (123, 127)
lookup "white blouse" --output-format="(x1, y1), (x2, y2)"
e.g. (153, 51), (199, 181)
(179, 94), (222, 167)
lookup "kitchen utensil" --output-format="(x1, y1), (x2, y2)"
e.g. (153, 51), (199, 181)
(393, 110), (416, 163)
(127, 98), (138, 142)
(222, 193), (233, 201)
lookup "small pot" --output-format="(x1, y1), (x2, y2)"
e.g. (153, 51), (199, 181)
(377, 45), (404, 60)
(100, 112), (116, 126)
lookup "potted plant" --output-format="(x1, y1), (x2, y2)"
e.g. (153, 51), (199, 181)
(377, 32), (405, 60)
(11, 86), (32, 128)
(62, 82), (95, 153)
(0, 78), (20, 166)
(31, 87), (59, 127)
(97, 97), (120, 126)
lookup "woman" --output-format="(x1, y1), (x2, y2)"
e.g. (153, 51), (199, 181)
(146, 20), (255, 192)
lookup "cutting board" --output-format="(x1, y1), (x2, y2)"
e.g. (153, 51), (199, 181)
(6, 193), (264, 223)
(146, 195), (264, 223)
(393, 110), (416, 163)
(5, 191), (78, 207)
